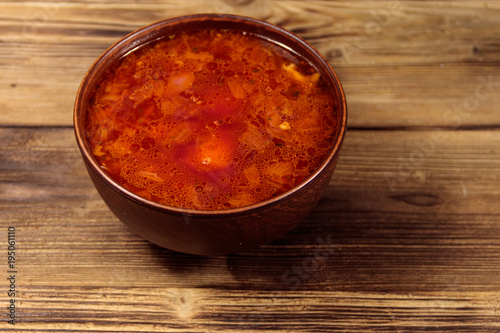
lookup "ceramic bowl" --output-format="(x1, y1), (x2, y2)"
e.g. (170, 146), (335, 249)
(74, 14), (347, 255)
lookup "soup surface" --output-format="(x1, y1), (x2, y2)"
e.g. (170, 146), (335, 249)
(86, 28), (336, 210)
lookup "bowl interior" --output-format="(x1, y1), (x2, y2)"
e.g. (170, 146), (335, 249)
(74, 14), (347, 215)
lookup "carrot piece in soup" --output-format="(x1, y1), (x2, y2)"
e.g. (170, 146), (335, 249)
(239, 124), (268, 151)
(227, 191), (255, 208)
(243, 164), (260, 189)
(267, 161), (294, 184)
(294, 111), (322, 132)
(227, 78), (247, 99)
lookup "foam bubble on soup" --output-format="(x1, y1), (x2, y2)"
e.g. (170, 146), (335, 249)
(85, 28), (336, 210)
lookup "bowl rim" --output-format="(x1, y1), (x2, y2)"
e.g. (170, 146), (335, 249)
(74, 13), (347, 217)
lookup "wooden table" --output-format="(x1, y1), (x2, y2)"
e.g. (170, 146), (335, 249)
(1, 1), (500, 332)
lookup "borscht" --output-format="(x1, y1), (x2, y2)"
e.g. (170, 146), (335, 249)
(85, 28), (336, 210)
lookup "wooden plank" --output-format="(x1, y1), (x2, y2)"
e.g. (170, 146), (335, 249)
(1, 127), (500, 331)
(1, 1), (500, 127)
(13, 289), (500, 332)
(1, 127), (500, 264)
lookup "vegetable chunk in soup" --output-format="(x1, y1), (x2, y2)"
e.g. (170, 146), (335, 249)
(86, 28), (336, 210)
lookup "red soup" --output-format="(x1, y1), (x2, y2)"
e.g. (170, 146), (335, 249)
(85, 28), (336, 210)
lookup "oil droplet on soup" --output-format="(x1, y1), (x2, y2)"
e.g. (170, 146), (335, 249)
(86, 28), (336, 210)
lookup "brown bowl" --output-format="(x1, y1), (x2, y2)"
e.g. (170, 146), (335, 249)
(74, 14), (347, 256)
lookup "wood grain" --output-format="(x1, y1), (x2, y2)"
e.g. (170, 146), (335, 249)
(1, 1), (500, 127)
(1, 127), (499, 331)
(1, 1), (500, 332)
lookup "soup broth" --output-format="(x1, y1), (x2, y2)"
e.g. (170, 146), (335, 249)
(86, 28), (336, 210)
